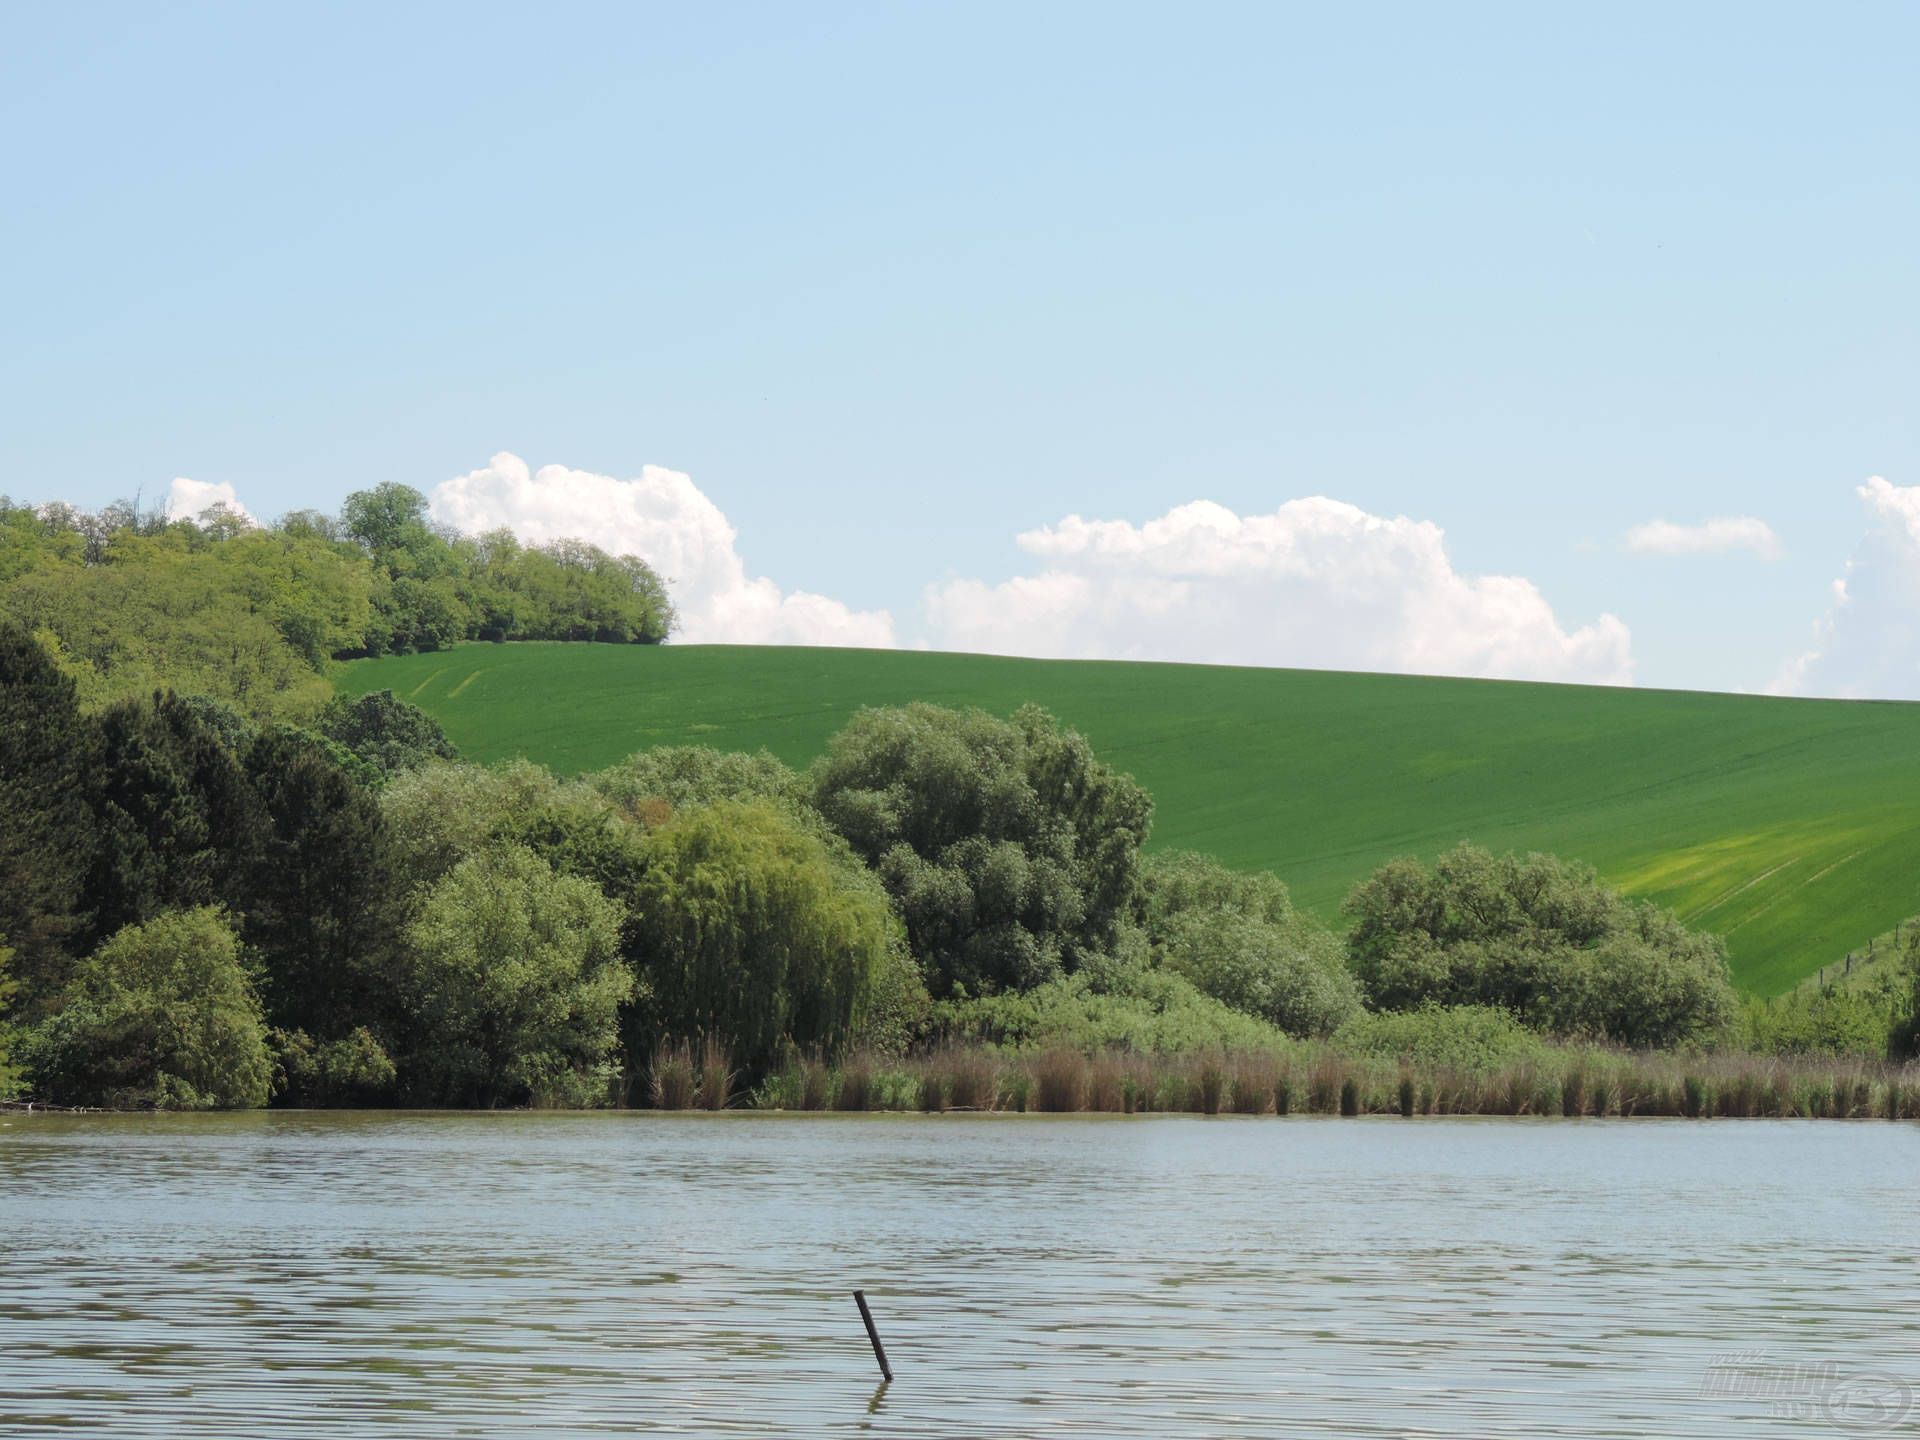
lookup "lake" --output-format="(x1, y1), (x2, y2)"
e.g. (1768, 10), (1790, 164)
(3, 1113), (1915, 1437)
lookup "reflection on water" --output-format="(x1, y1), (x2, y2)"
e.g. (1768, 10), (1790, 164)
(2, 1112), (1915, 1436)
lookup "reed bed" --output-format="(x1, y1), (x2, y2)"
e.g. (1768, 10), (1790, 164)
(746, 1044), (1920, 1119)
(648, 1034), (738, 1110)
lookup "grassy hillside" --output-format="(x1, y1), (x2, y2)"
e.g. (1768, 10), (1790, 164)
(339, 643), (1920, 994)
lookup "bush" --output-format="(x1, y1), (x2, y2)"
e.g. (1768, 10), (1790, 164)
(398, 845), (630, 1106)
(272, 1025), (398, 1106)
(1141, 852), (1358, 1036)
(1741, 987), (1900, 1057)
(26, 908), (271, 1109)
(1344, 843), (1736, 1047)
(1331, 1004), (1546, 1071)
(932, 967), (1289, 1054)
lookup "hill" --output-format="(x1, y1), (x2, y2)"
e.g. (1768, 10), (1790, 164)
(338, 643), (1920, 994)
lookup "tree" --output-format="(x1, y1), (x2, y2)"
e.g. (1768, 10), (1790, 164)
(1344, 843), (1736, 1047)
(398, 845), (630, 1107)
(3, 553), (332, 718)
(0, 621), (99, 1011)
(811, 704), (1152, 996)
(1139, 851), (1359, 1036)
(341, 482), (437, 559)
(377, 756), (655, 920)
(88, 690), (266, 942)
(26, 908), (272, 1109)
(242, 728), (399, 1044)
(630, 802), (905, 1079)
(590, 745), (805, 827)
(317, 689), (458, 784)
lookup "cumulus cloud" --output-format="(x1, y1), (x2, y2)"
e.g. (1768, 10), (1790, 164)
(1625, 515), (1782, 559)
(1771, 477), (1920, 699)
(165, 477), (252, 524)
(429, 452), (895, 647)
(925, 496), (1633, 685)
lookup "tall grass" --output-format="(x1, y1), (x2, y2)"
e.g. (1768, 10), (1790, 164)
(739, 1039), (1920, 1120)
(1029, 1049), (1086, 1112)
(648, 1039), (698, 1110)
(648, 1034), (736, 1110)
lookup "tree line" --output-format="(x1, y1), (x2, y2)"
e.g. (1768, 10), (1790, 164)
(1, 615), (1812, 1111)
(0, 482), (673, 722)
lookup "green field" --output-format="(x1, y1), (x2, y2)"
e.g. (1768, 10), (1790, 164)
(339, 643), (1920, 994)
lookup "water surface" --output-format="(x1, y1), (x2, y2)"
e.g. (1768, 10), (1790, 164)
(3, 1113), (1915, 1436)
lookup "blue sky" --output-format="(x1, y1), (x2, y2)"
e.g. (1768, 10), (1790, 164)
(4, 3), (1915, 693)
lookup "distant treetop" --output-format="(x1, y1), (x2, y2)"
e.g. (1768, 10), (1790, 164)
(0, 485), (675, 721)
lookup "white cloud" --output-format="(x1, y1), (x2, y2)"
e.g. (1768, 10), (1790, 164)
(1771, 476), (1920, 699)
(1625, 515), (1782, 559)
(924, 496), (1633, 685)
(429, 452), (895, 647)
(165, 477), (252, 524)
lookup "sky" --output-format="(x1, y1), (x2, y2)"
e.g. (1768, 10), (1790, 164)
(3, 2), (1915, 696)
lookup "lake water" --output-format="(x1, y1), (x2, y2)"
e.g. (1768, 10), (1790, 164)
(3, 1113), (1916, 1437)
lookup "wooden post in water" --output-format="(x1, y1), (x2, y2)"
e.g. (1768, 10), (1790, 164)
(853, 1290), (893, 1382)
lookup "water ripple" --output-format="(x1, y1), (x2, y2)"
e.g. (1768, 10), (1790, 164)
(2, 1113), (1916, 1436)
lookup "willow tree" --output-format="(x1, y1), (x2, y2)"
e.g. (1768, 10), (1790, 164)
(630, 800), (901, 1079)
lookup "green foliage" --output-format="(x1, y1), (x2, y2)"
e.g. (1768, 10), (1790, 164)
(0, 620), (98, 1010)
(1742, 986), (1900, 1058)
(463, 532), (675, 645)
(590, 745), (805, 825)
(316, 690), (457, 784)
(378, 758), (641, 904)
(339, 483), (673, 653)
(1345, 843), (1738, 1047)
(378, 759), (565, 895)
(1330, 1004), (1547, 1072)
(811, 702), (1151, 995)
(630, 801), (904, 1079)
(2, 530), (341, 718)
(341, 641), (1920, 994)
(398, 845), (630, 1106)
(241, 727), (400, 1042)
(1139, 850), (1359, 1036)
(25, 908), (272, 1109)
(932, 968), (1289, 1054)
(88, 689), (267, 939)
(0, 492), (672, 728)
(271, 1025), (398, 1106)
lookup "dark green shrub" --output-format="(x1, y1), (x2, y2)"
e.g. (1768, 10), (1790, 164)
(1344, 844), (1736, 1047)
